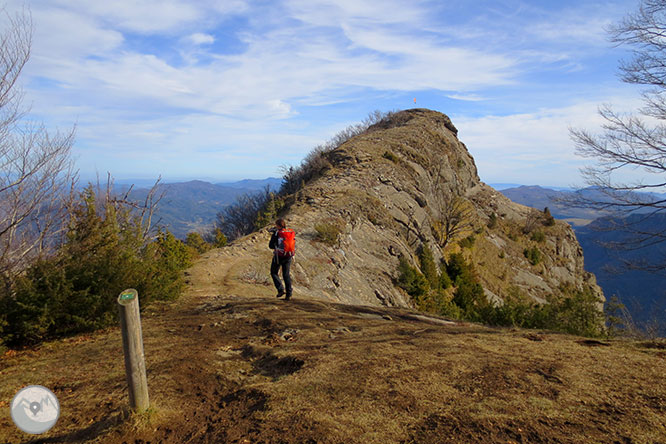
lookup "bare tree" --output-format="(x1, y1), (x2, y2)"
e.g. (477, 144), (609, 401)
(215, 186), (273, 241)
(569, 0), (666, 271)
(430, 168), (475, 249)
(102, 174), (165, 242)
(0, 8), (76, 275)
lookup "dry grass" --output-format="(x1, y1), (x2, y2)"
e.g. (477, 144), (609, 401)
(1, 293), (665, 444)
(1, 249), (665, 443)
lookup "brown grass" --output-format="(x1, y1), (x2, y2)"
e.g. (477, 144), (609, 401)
(1, 254), (665, 443)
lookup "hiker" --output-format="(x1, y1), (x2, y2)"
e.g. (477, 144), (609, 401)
(269, 218), (295, 300)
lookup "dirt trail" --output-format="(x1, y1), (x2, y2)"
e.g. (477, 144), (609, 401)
(1, 249), (666, 444)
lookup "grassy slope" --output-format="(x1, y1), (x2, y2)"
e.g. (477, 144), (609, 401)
(1, 250), (665, 444)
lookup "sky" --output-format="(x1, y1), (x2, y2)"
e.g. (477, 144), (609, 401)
(3, 0), (647, 187)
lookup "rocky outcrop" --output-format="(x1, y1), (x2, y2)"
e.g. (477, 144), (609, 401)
(229, 109), (602, 308)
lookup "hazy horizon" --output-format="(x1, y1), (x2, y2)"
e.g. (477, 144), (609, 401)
(83, 175), (571, 191)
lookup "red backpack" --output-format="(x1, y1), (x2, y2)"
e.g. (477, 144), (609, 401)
(276, 229), (296, 257)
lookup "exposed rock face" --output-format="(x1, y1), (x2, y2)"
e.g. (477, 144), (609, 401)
(231, 109), (602, 308)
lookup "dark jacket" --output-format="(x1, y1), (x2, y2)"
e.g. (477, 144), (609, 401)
(269, 229), (280, 251)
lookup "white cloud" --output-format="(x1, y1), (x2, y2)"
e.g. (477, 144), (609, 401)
(6, 0), (644, 182)
(454, 94), (644, 186)
(340, 25), (517, 90)
(29, 7), (123, 60)
(72, 112), (325, 179)
(284, 0), (428, 27)
(186, 33), (215, 45)
(48, 0), (203, 34)
(446, 93), (486, 102)
(18, 0), (546, 123)
(209, 0), (249, 15)
(526, 19), (611, 45)
(267, 100), (293, 117)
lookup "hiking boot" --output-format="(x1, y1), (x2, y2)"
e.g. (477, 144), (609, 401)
(276, 290), (285, 298)
(284, 294), (292, 301)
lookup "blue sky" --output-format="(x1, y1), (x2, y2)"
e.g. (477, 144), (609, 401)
(7, 0), (644, 186)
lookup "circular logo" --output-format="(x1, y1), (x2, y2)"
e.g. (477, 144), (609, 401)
(10, 385), (60, 434)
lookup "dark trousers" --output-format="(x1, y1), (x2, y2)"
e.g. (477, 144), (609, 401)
(271, 255), (292, 296)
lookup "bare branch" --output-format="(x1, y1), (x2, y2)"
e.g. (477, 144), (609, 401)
(570, 0), (666, 272)
(429, 165), (475, 249)
(0, 9), (77, 276)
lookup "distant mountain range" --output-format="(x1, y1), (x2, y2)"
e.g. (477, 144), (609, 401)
(501, 185), (622, 224)
(119, 178), (281, 238)
(499, 185), (666, 224)
(216, 178), (283, 190)
(500, 185), (666, 333)
(489, 183), (573, 192)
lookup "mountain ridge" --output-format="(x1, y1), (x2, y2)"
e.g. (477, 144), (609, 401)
(221, 108), (601, 308)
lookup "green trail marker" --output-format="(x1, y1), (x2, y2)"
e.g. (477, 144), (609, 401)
(118, 289), (137, 304)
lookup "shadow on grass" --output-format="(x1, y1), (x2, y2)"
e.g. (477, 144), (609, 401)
(22, 411), (124, 444)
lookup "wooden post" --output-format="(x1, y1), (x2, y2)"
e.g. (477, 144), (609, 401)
(117, 288), (149, 412)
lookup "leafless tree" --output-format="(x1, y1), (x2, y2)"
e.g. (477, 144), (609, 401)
(430, 168), (475, 249)
(0, 8), (77, 275)
(523, 208), (542, 234)
(90, 173), (165, 242)
(215, 186), (273, 241)
(569, 0), (666, 271)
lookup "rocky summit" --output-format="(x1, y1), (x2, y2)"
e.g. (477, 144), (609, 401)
(204, 108), (602, 309)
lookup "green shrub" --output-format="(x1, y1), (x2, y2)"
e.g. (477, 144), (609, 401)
(0, 187), (193, 347)
(543, 207), (555, 226)
(458, 234), (476, 249)
(395, 249), (605, 337)
(396, 256), (459, 317)
(548, 285), (605, 337)
(397, 257), (429, 300)
(396, 249), (605, 337)
(604, 295), (629, 337)
(383, 151), (399, 163)
(446, 253), (474, 283)
(437, 297), (463, 318)
(185, 232), (211, 254)
(486, 287), (536, 328)
(418, 244), (439, 289)
(442, 253), (487, 320)
(531, 231), (546, 243)
(254, 193), (285, 230)
(314, 221), (343, 246)
(143, 230), (192, 303)
(438, 265), (452, 289)
(480, 285), (605, 337)
(211, 228), (228, 248)
(524, 246), (542, 265)
(487, 213), (498, 229)
(452, 278), (487, 320)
